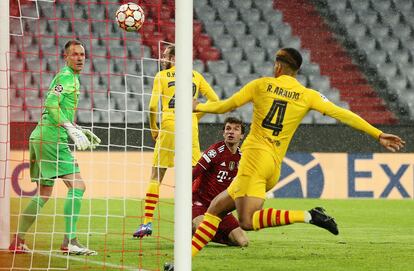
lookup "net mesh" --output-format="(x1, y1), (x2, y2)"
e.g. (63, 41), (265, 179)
(4, 0), (176, 270)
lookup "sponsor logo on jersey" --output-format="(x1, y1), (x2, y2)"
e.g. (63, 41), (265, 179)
(207, 149), (217, 158)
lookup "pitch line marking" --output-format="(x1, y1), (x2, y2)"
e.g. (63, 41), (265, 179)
(37, 251), (147, 271)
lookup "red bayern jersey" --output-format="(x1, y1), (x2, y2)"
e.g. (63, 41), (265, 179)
(192, 140), (241, 205)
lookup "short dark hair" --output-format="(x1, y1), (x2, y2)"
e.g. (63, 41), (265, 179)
(276, 47), (302, 71)
(64, 39), (84, 53)
(223, 116), (245, 134)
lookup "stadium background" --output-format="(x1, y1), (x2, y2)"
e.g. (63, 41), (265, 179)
(2, 0), (414, 270)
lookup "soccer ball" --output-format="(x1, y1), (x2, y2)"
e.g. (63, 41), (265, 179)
(115, 2), (145, 32)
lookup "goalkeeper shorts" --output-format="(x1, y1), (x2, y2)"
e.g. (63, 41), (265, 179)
(227, 148), (281, 200)
(29, 139), (80, 186)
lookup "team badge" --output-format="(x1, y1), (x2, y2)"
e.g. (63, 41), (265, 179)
(207, 149), (217, 158)
(229, 161), (235, 171)
(54, 84), (63, 95)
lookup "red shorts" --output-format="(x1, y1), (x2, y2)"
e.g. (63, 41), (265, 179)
(192, 202), (240, 245)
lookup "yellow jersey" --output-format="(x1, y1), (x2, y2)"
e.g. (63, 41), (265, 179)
(196, 75), (382, 162)
(149, 66), (219, 128)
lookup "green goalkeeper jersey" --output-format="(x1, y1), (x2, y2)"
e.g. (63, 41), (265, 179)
(30, 66), (80, 142)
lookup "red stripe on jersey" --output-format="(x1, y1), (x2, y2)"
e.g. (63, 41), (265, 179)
(194, 233), (208, 245)
(145, 199), (157, 204)
(192, 240), (202, 251)
(203, 221), (218, 232)
(145, 206), (155, 211)
(276, 210), (281, 226)
(146, 193), (159, 198)
(144, 212), (153, 217)
(285, 211), (290, 224)
(199, 226), (214, 240)
(259, 210), (264, 229)
(267, 208), (273, 227)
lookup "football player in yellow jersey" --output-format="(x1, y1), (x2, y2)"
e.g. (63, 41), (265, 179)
(188, 47), (406, 258)
(133, 45), (220, 238)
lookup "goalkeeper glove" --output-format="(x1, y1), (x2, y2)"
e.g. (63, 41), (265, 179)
(63, 123), (91, 151)
(80, 128), (101, 149)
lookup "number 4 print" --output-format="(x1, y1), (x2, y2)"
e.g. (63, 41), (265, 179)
(261, 99), (287, 136)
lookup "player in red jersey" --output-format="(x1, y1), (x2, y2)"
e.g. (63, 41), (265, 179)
(192, 116), (248, 247)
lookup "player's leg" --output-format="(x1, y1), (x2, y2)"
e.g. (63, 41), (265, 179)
(213, 213), (248, 247)
(191, 190), (235, 256)
(227, 227), (249, 247)
(10, 141), (54, 253)
(134, 121), (174, 238)
(61, 173), (96, 255)
(192, 203), (207, 233)
(234, 149), (338, 234)
(133, 166), (167, 238)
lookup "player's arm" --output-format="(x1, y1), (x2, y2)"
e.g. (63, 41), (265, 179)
(309, 90), (405, 151)
(198, 73), (220, 102)
(195, 79), (256, 113)
(195, 73), (220, 120)
(45, 74), (91, 150)
(148, 73), (162, 140)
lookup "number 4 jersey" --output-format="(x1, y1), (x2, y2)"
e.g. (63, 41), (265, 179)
(197, 75), (382, 164)
(192, 141), (241, 206)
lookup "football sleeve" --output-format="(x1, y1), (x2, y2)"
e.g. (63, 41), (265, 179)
(308, 89), (382, 139)
(195, 72), (220, 120)
(196, 79), (256, 113)
(192, 146), (218, 181)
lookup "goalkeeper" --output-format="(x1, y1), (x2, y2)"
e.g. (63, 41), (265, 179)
(9, 40), (100, 255)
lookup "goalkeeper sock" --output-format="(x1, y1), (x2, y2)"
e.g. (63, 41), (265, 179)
(143, 180), (160, 224)
(18, 196), (46, 239)
(192, 213), (221, 257)
(64, 188), (84, 240)
(252, 208), (307, 230)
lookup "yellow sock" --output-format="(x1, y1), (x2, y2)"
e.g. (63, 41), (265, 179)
(252, 208), (305, 230)
(191, 213), (221, 257)
(143, 180), (160, 224)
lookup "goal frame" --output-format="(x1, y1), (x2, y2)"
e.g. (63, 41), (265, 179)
(0, 0), (11, 250)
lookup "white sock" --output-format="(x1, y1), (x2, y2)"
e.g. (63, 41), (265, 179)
(304, 211), (312, 223)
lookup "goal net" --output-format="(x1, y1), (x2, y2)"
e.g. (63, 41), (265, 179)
(1, 0), (177, 270)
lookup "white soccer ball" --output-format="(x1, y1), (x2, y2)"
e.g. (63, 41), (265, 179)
(115, 2), (145, 32)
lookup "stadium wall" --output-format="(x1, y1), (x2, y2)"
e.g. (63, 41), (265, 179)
(9, 151), (414, 199)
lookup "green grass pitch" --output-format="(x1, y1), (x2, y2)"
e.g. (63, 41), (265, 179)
(1, 198), (414, 271)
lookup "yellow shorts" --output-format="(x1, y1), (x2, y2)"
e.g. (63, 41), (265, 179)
(227, 148), (281, 200)
(152, 118), (201, 168)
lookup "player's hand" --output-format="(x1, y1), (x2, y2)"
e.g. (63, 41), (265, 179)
(379, 133), (405, 152)
(63, 123), (91, 151)
(81, 128), (101, 149)
(192, 99), (199, 112)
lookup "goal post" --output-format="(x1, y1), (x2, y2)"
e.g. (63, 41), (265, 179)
(0, 0), (10, 250)
(174, 0), (193, 269)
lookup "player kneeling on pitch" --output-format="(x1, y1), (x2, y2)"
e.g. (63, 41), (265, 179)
(192, 117), (248, 247)
(9, 40), (100, 256)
